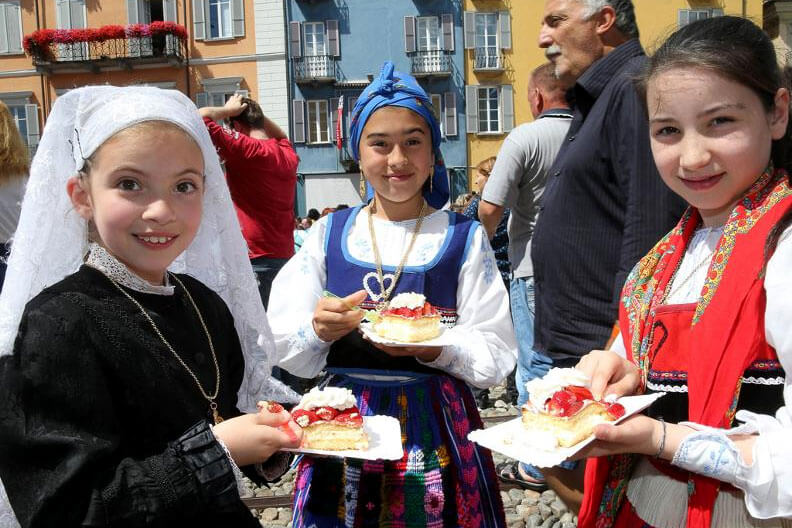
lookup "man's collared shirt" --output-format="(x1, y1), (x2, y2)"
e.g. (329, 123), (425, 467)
(531, 39), (686, 360)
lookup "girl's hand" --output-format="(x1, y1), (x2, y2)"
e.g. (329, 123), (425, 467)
(312, 290), (367, 342)
(575, 349), (641, 400)
(572, 415), (659, 460)
(369, 342), (442, 362)
(212, 406), (303, 467)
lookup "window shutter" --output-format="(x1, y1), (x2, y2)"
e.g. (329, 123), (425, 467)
(292, 99), (306, 144)
(327, 19), (339, 57)
(71, 0), (86, 29)
(24, 104), (40, 147)
(678, 9), (689, 27)
(330, 97), (340, 141)
(127, 0), (140, 23)
(232, 0), (244, 37)
(163, 0), (177, 22)
(404, 16), (416, 53)
(0, 6), (8, 54)
(195, 92), (209, 108)
(441, 13), (454, 52)
(56, 0), (70, 28)
(498, 11), (511, 50)
(712, 8), (724, 17)
(463, 11), (475, 50)
(444, 91), (457, 137)
(289, 21), (302, 58)
(465, 85), (478, 134)
(501, 84), (514, 132)
(8, 3), (22, 54)
(192, 0), (205, 40)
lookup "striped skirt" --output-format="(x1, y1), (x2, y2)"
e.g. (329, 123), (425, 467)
(291, 370), (506, 528)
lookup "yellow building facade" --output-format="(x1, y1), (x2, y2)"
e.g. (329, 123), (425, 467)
(0, 0), (289, 154)
(463, 0), (763, 190)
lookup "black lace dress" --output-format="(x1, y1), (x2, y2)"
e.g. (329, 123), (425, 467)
(0, 266), (265, 527)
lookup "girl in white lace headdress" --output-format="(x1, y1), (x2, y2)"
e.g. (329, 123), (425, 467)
(0, 86), (301, 528)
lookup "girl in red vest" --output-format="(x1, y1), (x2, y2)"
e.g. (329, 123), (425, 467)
(574, 16), (792, 528)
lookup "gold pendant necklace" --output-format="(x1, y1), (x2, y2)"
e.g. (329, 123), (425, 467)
(105, 273), (223, 424)
(367, 198), (428, 306)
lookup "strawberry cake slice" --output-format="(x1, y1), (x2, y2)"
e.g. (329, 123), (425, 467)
(521, 368), (625, 448)
(290, 387), (368, 450)
(373, 292), (441, 343)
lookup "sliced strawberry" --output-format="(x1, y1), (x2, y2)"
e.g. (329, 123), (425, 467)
(314, 406), (339, 421)
(291, 409), (321, 427)
(564, 385), (594, 401)
(605, 402), (626, 419)
(546, 390), (585, 417)
(334, 409), (364, 427)
(422, 302), (431, 316)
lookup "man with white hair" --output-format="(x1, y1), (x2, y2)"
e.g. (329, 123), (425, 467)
(528, 0), (685, 508)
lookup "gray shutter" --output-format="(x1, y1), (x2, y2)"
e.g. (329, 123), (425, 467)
(465, 85), (478, 134)
(292, 99), (305, 144)
(24, 104), (39, 147)
(0, 6), (8, 54)
(498, 11), (511, 50)
(195, 92), (209, 108)
(232, 0), (244, 37)
(442, 13), (454, 52)
(71, 0), (85, 29)
(501, 84), (514, 132)
(327, 19), (339, 57)
(678, 10), (689, 27)
(127, 0), (140, 23)
(403, 16), (416, 53)
(163, 0), (177, 21)
(330, 97), (340, 141)
(192, 0), (205, 40)
(712, 8), (724, 17)
(443, 92), (457, 136)
(463, 11), (475, 50)
(56, 0), (70, 28)
(289, 21), (302, 58)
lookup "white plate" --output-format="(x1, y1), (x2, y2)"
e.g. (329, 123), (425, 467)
(359, 322), (451, 347)
(468, 393), (665, 468)
(282, 415), (403, 461)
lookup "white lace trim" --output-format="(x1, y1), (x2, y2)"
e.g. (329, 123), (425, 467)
(646, 382), (688, 393)
(85, 243), (175, 295)
(742, 376), (785, 385)
(626, 457), (792, 528)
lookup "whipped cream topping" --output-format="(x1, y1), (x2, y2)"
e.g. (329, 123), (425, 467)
(295, 386), (357, 411)
(388, 292), (426, 310)
(525, 367), (590, 410)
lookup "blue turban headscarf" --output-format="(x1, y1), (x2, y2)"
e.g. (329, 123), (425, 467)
(349, 61), (450, 209)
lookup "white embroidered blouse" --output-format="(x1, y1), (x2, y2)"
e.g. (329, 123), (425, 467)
(268, 209), (517, 389)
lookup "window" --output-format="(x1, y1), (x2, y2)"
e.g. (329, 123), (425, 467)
(465, 84), (513, 135)
(0, 1), (22, 55)
(307, 100), (330, 144)
(474, 13), (498, 64)
(678, 8), (723, 27)
(304, 22), (326, 57)
(477, 87), (499, 133)
(0, 92), (40, 153)
(192, 0), (244, 41)
(428, 92), (457, 137)
(195, 77), (247, 114)
(208, 0), (231, 39)
(463, 10), (511, 69)
(417, 17), (440, 52)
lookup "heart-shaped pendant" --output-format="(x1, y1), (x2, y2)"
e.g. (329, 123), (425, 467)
(363, 271), (395, 301)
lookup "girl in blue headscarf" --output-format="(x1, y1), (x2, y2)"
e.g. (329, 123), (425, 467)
(269, 62), (516, 528)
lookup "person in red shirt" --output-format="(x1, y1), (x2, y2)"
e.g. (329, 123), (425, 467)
(200, 94), (299, 307)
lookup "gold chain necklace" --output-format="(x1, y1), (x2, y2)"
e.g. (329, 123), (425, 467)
(105, 273), (223, 424)
(367, 199), (428, 305)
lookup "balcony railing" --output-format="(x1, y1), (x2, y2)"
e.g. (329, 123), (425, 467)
(410, 50), (452, 77)
(473, 49), (504, 72)
(294, 55), (338, 83)
(24, 23), (187, 72)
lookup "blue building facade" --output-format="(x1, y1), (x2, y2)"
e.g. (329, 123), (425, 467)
(286, 0), (467, 216)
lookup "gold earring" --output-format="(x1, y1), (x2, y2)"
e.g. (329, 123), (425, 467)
(359, 171), (366, 198)
(429, 173), (433, 193)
